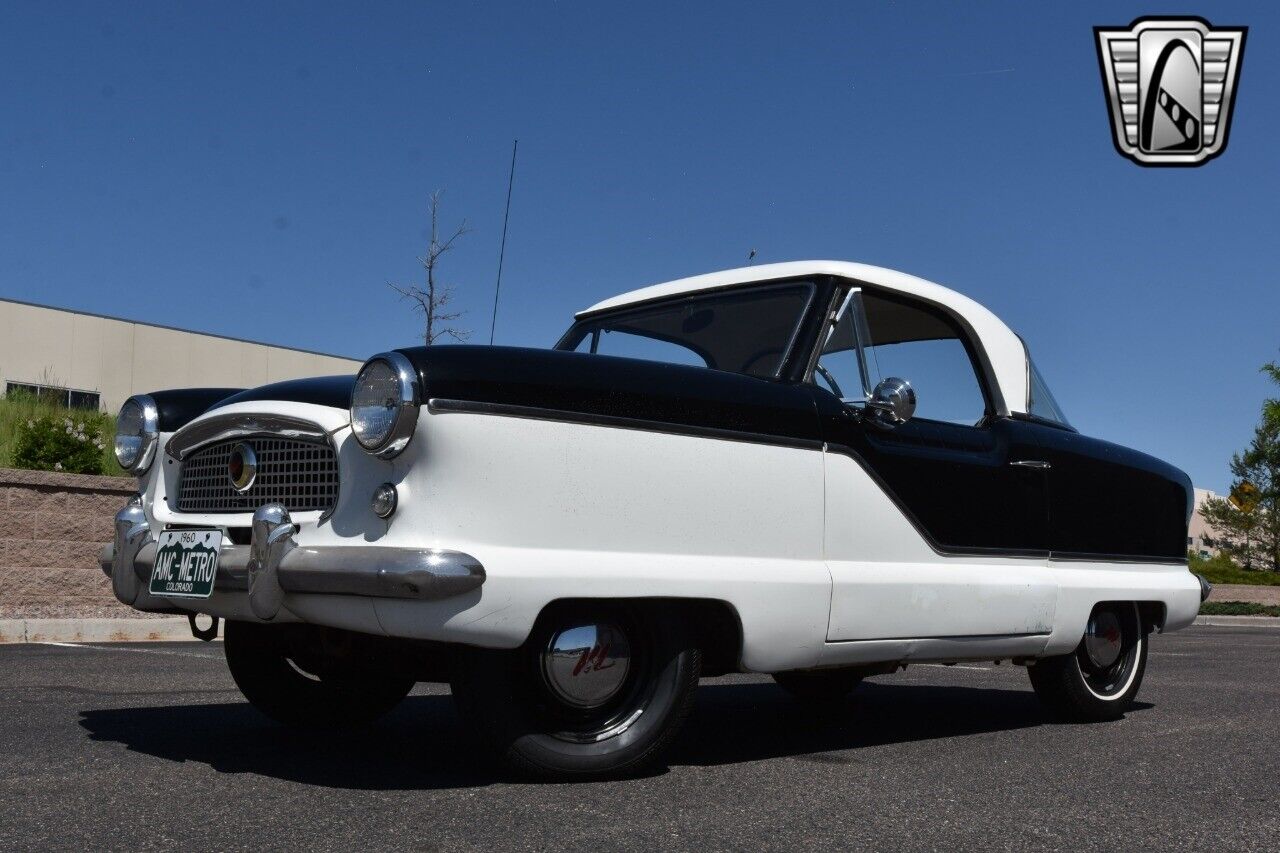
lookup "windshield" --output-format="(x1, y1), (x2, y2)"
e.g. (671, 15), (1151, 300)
(1027, 358), (1070, 427)
(558, 282), (815, 379)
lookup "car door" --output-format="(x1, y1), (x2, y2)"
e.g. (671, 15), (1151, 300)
(813, 286), (1057, 643)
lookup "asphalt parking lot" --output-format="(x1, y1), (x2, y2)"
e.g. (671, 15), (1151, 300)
(2, 626), (1276, 852)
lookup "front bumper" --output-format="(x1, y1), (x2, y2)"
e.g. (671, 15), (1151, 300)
(101, 498), (485, 620)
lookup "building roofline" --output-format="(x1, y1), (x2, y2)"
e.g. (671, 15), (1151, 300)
(0, 296), (363, 363)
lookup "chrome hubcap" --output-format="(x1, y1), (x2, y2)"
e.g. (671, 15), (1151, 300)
(541, 622), (631, 710)
(1084, 610), (1123, 669)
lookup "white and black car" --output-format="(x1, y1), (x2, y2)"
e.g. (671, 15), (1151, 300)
(103, 261), (1207, 779)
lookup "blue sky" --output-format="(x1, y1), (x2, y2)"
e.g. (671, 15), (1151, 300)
(1, 1), (1275, 492)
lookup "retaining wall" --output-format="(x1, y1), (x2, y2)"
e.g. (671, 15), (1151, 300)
(0, 467), (134, 618)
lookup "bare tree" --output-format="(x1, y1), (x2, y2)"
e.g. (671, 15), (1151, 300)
(389, 190), (471, 345)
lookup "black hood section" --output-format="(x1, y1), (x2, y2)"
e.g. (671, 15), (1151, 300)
(394, 345), (822, 443)
(209, 375), (356, 413)
(149, 388), (244, 431)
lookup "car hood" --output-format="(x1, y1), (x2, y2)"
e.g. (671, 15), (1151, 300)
(176, 346), (821, 445)
(393, 345), (822, 445)
(207, 375), (356, 413)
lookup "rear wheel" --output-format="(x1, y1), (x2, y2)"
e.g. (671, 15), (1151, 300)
(450, 604), (701, 780)
(224, 621), (414, 728)
(773, 669), (863, 702)
(1029, 602), (1148, 722)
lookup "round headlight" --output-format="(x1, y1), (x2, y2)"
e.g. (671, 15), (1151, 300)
(351, 352), (419, 458)
(114, 394), (159, 475)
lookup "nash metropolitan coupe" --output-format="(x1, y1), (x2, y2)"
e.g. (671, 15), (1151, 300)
(102, 261), (1207, 779)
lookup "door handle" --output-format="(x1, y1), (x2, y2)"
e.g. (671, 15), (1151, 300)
(1009, 460), (1051, 469)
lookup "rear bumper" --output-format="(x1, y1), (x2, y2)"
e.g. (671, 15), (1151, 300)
(102, 498), (485, 619)
(1194, 572), (1213, 603)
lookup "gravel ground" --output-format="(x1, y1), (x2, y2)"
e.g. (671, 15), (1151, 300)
(1207, 584), (1280, 606)
(1, 625), (1276, 852)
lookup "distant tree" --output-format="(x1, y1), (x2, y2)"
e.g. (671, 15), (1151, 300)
(1201, 361), (1280, 572)
(389, 190), (471, 345)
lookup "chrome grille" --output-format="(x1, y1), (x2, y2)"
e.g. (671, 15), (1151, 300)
(176, 437), (338, 514)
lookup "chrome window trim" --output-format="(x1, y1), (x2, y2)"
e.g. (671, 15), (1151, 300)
(811, 286), (876, 404)
(802, 287), (847, 388)
(352, 350), (421, 459)
(774, 284), (817, 381)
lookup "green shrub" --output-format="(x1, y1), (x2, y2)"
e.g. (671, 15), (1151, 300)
(11, 410), (113, 475)
(1190, 552), (1280, 586)
(1199, 601), (1280, 617)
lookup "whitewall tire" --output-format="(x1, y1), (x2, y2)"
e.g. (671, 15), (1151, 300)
(1029, 602), (1148, 722)
(450, 604), (701, 780)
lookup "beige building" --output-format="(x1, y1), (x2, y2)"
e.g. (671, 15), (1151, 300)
(1189, 487), (1225, 557)
(0, 297), (362, 413)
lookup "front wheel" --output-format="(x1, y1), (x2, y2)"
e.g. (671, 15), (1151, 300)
(450, 604), (701, 780)
(224, 621), (414, 728)
(1029, 603), (1148, 722)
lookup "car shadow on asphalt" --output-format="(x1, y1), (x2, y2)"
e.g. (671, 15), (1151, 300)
(77, 680), (1150, 788)
(685, 680), (1101, 767)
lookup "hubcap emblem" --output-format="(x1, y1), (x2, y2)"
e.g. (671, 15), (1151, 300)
(542, 623), (631, 709)
(1084, 610), (1124, 669)
(228, 442), (258, 493)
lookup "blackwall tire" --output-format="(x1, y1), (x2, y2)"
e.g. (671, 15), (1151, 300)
(224, 621), (414, 728)
(450, 604), (701, 781)
(1029, 603), (1148, 722)
(773, 669), (863, 702)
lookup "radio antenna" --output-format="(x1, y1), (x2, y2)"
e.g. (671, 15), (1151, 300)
(488, 139), (519, 345)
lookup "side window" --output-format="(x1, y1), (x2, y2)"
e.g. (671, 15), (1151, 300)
(813, 289), (989, 427)
(861, 292), (987, 426)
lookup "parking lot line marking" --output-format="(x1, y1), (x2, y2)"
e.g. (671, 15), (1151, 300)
(37, 641), (220, 660)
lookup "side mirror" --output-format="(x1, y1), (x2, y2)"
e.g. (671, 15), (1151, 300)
(866, 377), (915, 429)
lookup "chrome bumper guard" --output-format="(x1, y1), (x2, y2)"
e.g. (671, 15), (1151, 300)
(100, 501), (486, 620)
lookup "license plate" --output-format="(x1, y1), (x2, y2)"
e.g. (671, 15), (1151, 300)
(150, 530), (222, 599)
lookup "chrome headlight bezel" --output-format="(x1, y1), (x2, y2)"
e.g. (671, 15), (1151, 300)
(114, 394), (160, 476)
(350, 351), (420, 459)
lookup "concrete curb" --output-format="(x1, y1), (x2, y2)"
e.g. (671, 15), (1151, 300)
(0, 617), (218, 644)
(1193, 614), (1280, 628)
